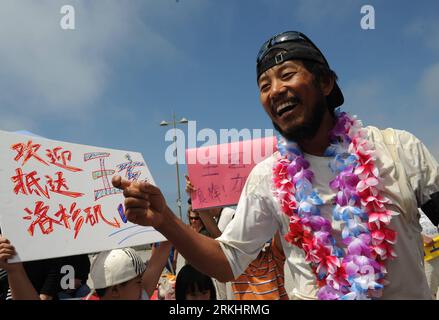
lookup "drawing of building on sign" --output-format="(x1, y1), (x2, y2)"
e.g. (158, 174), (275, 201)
(84, 152), (123, 200)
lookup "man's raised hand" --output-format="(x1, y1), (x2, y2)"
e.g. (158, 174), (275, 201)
(112, 176), (168, 228)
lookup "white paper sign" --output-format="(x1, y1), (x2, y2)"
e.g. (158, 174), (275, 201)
(0, 130), (165, 262)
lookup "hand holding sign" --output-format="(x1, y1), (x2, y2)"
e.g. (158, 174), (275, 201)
(185, 174), (196, 195)
(186, 136), (277, 210)
(0, 236), (21, 272)
(112, 176), (168, 229)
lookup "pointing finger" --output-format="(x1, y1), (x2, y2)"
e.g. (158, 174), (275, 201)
(123, 187), (149, 201)
(138, 181), (160, 195)
(112, 175), (132, 190)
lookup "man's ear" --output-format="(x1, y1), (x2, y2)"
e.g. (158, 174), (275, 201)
(319, 74), (335, 97)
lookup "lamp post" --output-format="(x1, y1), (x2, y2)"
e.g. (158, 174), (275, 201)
(160, 112), (188, 220)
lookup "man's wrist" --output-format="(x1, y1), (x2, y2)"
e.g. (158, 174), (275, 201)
(155, 206), (183, 236)
(153, 205), (177, 230)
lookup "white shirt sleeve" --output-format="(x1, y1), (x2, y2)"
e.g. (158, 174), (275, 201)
(395, 130), (439, 206)
(217, 207), (235, 233)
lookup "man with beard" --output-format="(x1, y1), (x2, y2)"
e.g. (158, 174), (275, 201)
(113, 31), (439, 300)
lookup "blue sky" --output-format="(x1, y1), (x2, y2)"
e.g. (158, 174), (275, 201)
(1, 0), (438, 220)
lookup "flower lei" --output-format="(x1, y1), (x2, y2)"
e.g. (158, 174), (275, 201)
(273, 111), (398, 300)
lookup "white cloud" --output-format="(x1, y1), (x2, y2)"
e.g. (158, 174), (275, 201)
(0, 113), (36, 133)
(0, 0), (184, 123)
(405, 19), (439, 53)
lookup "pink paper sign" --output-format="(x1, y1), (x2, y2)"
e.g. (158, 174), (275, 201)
(186, 136), (277, 210)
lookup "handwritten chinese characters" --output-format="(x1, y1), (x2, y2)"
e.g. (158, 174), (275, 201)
(10, 140), (142, 239)
(0, 130), (162, 262)
(186, 136), (277, 210)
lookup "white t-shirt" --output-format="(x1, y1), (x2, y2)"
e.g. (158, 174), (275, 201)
(213, 207), (236, 300)
(217, 126), (439, 300)
(217, 207), (235, 232)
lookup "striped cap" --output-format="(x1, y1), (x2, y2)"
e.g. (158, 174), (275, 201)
(89, 248), (146, 289)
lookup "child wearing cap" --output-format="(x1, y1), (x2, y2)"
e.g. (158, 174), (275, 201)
(0, 235), (172, 300)
(85, 242), (171, 300)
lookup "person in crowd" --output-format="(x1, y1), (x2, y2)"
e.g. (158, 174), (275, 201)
(84, 243), (170, 300)
(113, 30), (439, 299)
(420, 209), (439, 299)
(0, 228), (8, 301)
(175, 264), (216, 300)
(57, 254), (91, 299)
(20, 258), (64, 300)
(0, 235), (172, 300)
(152, 242), (178, 275)
(185, 176), (234, 299)
(0, 224), (63, 300)
(186, 176), (288, 300)
(230, 232), (288, 300)
(187, 205), (211, 237)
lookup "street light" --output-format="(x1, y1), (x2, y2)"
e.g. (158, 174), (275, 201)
(160, 112), (188, 220)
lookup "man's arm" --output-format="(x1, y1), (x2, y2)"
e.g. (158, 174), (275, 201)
(112, 176), (235, 282)
(142, 241), (171, 297)
(172, 249), (178, 272)
(160, 210), (234, 281)
(396, 130), (439, 225)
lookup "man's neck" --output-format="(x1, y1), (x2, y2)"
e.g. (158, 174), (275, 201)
(299, 111), (336, 156)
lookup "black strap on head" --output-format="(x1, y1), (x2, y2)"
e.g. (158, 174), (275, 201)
(256, 42), (326, 80)
(421, 192), (439, 226)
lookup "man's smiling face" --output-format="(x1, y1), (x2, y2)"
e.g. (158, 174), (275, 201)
(258, 59), (329, 142)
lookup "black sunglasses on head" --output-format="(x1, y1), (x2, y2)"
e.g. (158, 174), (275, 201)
(256, 31), (328, 66)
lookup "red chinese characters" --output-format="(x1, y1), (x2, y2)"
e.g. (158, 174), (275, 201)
(11, 140), (121, 239)
(46, 147), (82, 172)
(12, 168), (50, 198)
(46, 171), (84, 198)
(11, 169), (84, 199)
(12, 140), (49, 166)
(23, 202), (120, 239)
